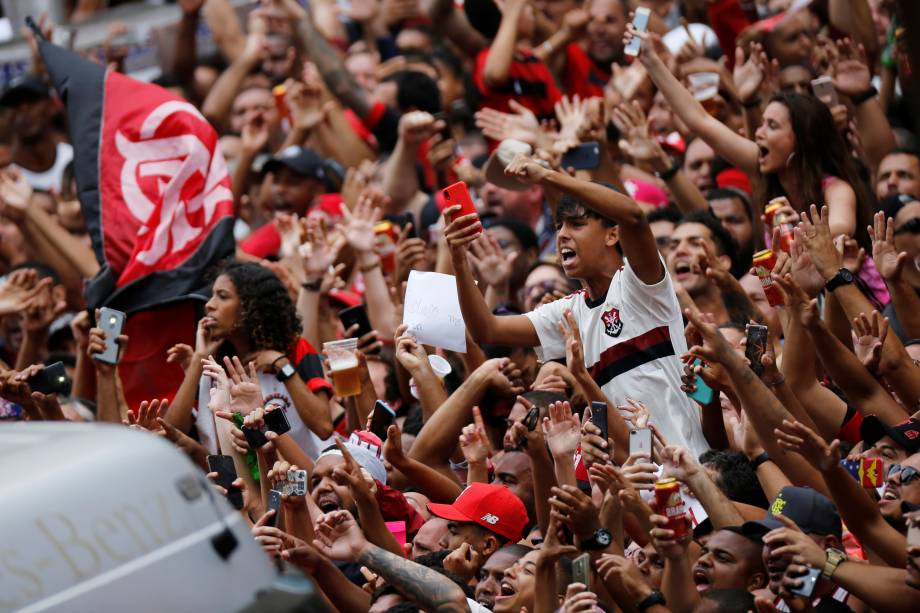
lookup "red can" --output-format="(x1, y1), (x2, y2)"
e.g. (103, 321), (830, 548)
(752, 249), (784, 306)
(655, 478), (689, 539)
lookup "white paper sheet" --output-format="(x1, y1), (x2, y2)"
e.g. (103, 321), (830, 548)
(403, 270), (467, 353)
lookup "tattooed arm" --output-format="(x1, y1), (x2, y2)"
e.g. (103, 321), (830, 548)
(287, 2), (372, 119)
(313, 510), (469, 612)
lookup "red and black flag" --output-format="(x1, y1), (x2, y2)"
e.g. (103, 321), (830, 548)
(33, 22), (234, 404)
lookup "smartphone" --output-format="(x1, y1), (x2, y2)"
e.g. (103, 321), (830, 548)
(440, 181), (480, 232)
(629, 427), (653, 457)
(370, 400), (396, 440)
(811, 76), (838, 106)
(745, 324), (769, 377)
(286, 469), (307, 497)
(207, 454), (244, 510)
(561, 142), (601, 170)
(242, 424), (268, 450)
(687, 358), (715, 406)
(397, 211), (417, 239)
(572, 552), (591, 590)
(625, 7), (651, 57)
(523, 406), (540, 432)
(94, 307), (126, 365)
(267, 489), (283, 528)
(27, 362), (72, 396)
(339, 304), (373, 339)
(263, 407), (292, 437)
(590, 401), (609, 443)
(788, 566), (820, 598)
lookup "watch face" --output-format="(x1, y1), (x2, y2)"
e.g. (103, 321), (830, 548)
(840, 269), (854, 282)
(597, 530), (611, 545)
(280, 364), (295, 378)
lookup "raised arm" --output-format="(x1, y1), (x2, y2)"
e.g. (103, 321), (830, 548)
(626, 25), (759, 175)
(505, 156), (664, 284)
(481, 0), (526, 89)
(443, 205), (541, 346)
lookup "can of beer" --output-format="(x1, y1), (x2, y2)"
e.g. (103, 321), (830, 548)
(654, 478), (689, 539)
(752, 249), (784, 306)
(763, 200), (784, 229)
(774, 214), (795, 253)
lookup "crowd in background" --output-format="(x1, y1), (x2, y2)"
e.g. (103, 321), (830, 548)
(1, 0), (920, 611)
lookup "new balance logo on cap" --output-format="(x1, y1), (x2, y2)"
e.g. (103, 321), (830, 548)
(481, 513), (500, 525)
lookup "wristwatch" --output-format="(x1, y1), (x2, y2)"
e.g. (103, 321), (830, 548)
(274, 357), (296, 383)
(636, 590), (666, 612)
(580, 527), (612, 550)
(824, 267), (854, 292)
(822, 548), (847, 580)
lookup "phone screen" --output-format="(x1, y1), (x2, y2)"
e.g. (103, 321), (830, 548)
(339, 304), (372, 339)
(744, 324), (769, 377)
(625, 7), (651, 56)
(264, 407), (291, 437)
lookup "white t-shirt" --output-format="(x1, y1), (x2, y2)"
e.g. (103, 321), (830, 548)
(13, 142), (73, 192)
(195, 371), (334, 461)
(524, 257), (709, 456)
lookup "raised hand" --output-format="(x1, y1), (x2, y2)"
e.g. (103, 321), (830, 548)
(0, 268), (37, 317)
(597, 554), (653, 604)
(558, 309), (587, 375)
(21, 278), (66, 335)
(554, 95), (589, 151)
(550, 483), (601, 539)
(869, 211), (907, 282)
(442, 204), (482, 257)
(774, 418), (841, 472)
(732, 42), (772, 104)
(443, 542), (482, 582)
(797, 204), (841, 280)
(503, 153), (551, 184)
(240, 111), (270, 155)
(659, 445), (701, 483)
(341, 189), (386, 253)
(382, 422), (407, 468)
(830, 38), (871, 98)
(468, 232), (517, 289)
(312, 510), (370, 561)
(459, 406), (492, 465)
(393, 325), (428, 373)
(0, 169), (34, 212)
(542, 400), (582, 459)
(613, 100), (666, 165)
(285, 78), (328, 132)
(648, 513), (690, 560)
(398, 111), (441, 148)
(851, 311), (889, 375)
(773, 273), (821, 330)
(618, 397), (650, 429)
(788, 229), (826, 298)
(474, 100), (540, 146)
(126, 398), (169, 432)
(683, 307), (742, 369)
(224, 356), (263, 414)
(301, 217), (347, 280)
(394, 223), (427, 283)
(621, 452), (658, 491)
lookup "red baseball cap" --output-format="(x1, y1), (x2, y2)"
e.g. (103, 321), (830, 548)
(427, 483), (528, 542)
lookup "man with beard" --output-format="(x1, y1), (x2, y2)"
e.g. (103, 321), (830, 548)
(1, 75), (72, 192)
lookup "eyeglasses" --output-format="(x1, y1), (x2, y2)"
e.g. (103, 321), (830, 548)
(887, 464), (920, 485)
(894, 218), (920, 236)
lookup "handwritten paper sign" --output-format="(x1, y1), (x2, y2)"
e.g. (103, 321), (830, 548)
(403, 271), (467, 353)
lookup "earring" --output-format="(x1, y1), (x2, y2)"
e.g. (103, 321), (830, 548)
(785, 151), (795, 168)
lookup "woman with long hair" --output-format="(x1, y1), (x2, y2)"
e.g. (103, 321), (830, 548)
(624, 27), (879, 273)
(165, 260), (334, 458)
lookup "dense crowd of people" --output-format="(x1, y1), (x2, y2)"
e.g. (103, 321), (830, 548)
(1, 0), (920, 610)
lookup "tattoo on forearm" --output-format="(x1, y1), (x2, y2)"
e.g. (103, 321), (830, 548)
(297, 18), (372, 118)
(358, 545), (467, 612)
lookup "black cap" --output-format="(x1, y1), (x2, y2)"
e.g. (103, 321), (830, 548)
(860, 416), (920, 454)
(263, 146), (326, 181)
(741, 486), (842, 539)
(0, 73), (51, 107)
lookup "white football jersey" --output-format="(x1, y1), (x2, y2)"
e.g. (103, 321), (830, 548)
(525, 257), (710, 456)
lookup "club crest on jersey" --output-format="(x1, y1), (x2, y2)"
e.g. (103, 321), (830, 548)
(602, 307), (623, 337)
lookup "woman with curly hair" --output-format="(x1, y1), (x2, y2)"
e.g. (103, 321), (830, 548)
(165, 260), (335, 459)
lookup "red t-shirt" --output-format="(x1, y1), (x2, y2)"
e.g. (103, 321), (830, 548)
(562, 43), (609, 100)
(473, 47), (561, 123)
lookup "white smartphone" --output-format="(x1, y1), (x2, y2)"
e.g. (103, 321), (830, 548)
(625, 7), (652, 57)
(629, 427), (653, 457)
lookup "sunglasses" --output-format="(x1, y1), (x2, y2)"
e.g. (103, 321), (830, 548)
(894, 218), (920, 236)
(887, 464), (920, 484)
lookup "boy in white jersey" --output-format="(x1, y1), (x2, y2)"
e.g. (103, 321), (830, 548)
(444, 155), (710, 456)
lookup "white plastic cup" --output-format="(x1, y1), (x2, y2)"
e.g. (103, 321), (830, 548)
(428, 354), (452, 378)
